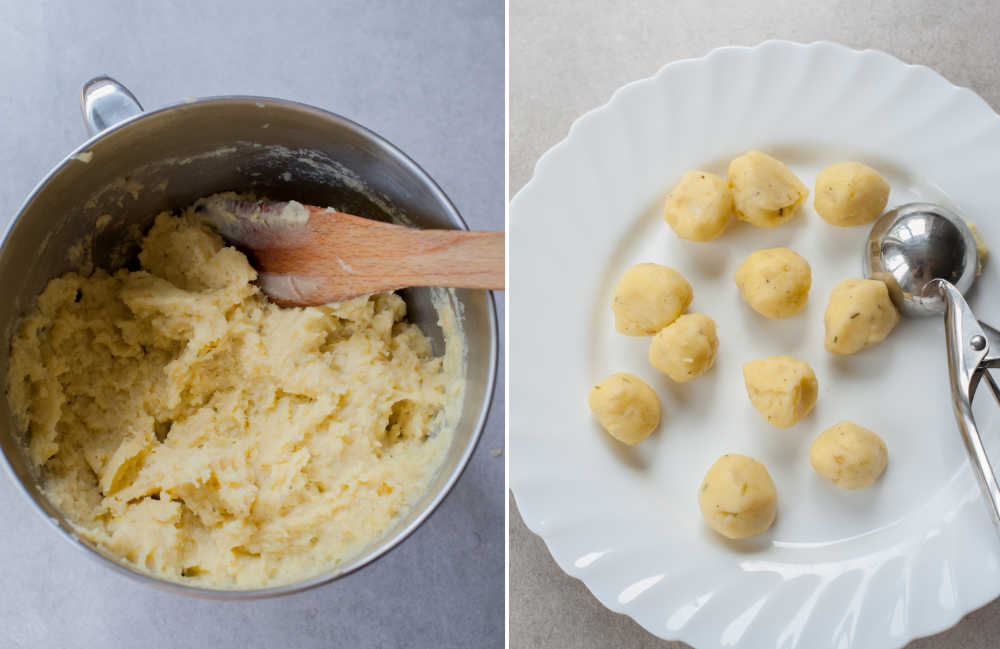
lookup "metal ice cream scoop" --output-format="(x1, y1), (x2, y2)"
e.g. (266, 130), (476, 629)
(865, 202), (1000, 528)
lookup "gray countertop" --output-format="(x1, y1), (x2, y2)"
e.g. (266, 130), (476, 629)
(0, 2), (503, 648)
(510, 1), (1000, 647)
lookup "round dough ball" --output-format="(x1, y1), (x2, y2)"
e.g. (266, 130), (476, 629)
(742, 355), (818, 428)
(698, 454), (777, 539)
(727, 151), (809, 228)
(824, 278), (900, 355)
(612, 263), (693, 336)
(810, 421), (888, 489)
(588, 372), (661, 445)
(648, 313), (719, 382)
(663, 171), (734, 241)
(734, 248), (811, 318)
(814, 162), (890, 227)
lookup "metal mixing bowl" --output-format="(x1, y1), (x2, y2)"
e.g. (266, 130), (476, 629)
(0, 77), (497, 598)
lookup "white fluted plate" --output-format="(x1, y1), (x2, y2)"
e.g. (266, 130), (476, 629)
(510, 41), (1000, 649)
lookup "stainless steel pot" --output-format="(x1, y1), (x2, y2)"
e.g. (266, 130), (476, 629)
(0, 77), (497, 598)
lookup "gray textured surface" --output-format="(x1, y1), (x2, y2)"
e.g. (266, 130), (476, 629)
(0, 2), (503, 648)
(509, 1), (1000, 648)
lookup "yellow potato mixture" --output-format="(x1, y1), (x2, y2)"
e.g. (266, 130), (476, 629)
(6, 208), (462, 588)
(588, 372), (660, 445)
(698, 453), (777, 539)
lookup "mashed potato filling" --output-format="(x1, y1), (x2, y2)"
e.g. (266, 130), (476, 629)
(6, 207), (462, 588)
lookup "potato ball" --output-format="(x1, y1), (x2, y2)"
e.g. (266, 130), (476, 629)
(734, 248), (811, 318)
(612, 263), (693, 336)
(648, 313), (719, 382)
(698, 454), (777, 539)
(663, 171), (734, 241)
(810, 421), (888, 489)
(824, 279), (900, 354)
(742, 355), (818, 428)
(727, 151), (809, 228)
(588, 372), (661, 445)
(814, 162), (890, 227)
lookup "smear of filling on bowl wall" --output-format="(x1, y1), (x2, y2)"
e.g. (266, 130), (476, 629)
(6, 200), (465, 589)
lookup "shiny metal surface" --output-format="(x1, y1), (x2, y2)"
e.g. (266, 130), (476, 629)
(937, 280), (1000, 529)
(0, 78), (497, 598)
(864, 202), (979, 316)
(80, 76), (143, 137)
(865, 203), (1000, 532)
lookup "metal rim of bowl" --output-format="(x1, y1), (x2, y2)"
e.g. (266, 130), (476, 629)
(0, 93), (499, 599)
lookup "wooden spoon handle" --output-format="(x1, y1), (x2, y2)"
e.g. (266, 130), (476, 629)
(358, 228), (505, 290)
(248, 206), (505, 304)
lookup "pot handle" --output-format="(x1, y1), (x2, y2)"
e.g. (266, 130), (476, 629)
(80, 76), (143, 136)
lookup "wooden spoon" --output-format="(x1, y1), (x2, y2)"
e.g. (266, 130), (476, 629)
(196, 194), (504, 306)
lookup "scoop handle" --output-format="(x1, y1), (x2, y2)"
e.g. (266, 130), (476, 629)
(937, 279), (1000, 531)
